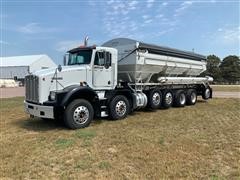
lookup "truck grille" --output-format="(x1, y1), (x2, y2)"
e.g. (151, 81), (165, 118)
(25, 75), (39, 103)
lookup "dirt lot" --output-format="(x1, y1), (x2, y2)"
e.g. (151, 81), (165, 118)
(0, 87), (25, 98)
(0, 97), (239, 179)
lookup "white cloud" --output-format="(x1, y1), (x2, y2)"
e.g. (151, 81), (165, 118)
(174, 1), (194, 17)
(56, 40), (82, 52)
(147, 0), (155, 8)
(144, 19), (153, 24)
(99, 0), (176, 39)
(17, 23), (60, 34)
(162, 2), (168, 6)
(142, 15), (150, 20)
(207, 26), (240, 46)
(0, 40), (10, 45)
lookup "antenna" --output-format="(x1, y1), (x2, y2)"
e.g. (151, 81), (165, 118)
(84, 36), (89, 46)
(192, 48), (195, 53)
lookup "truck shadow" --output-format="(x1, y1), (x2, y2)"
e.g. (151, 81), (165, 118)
(16, 99), (207, 131)
(15, 117), (66, 132)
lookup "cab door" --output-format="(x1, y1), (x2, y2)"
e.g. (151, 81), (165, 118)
(93, 51), (113, 87)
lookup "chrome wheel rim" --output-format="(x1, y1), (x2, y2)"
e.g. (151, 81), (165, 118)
(205, 89), (210, 99)
(152, 92), (161, 106)
(191, 92), (197, 103)
(180, 93), (186, 105)
(165, 92), (173, 105)
(115, 100), (127, 117)
(73, 106), (89, 124)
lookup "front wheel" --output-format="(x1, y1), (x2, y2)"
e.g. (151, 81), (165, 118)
(64, 99), (94, 129)
(109, 95), (130, 120)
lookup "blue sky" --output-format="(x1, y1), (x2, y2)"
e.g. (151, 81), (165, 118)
(1, 0), (239, 64)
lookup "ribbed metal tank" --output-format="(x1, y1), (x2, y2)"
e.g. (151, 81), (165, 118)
(103, 38), (207, 83)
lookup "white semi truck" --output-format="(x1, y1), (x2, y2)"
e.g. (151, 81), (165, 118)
(24, 38), (213, 129)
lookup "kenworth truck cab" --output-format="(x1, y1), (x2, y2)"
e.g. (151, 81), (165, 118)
(24, 38), (212, 129)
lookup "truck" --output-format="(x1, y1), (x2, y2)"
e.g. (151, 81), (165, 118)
(24, 38), (213, 129)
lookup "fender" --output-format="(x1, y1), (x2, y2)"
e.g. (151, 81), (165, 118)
(60, 85), (99, 107)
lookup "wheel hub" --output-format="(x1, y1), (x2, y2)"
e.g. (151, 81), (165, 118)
(191, 93), (197, 103)
(165, 92), (173, 105)
(180, 93), (186, 105)
(115, 100), (127, 117)
(152, 92), (161, 105)
(73, 106), (89, 124)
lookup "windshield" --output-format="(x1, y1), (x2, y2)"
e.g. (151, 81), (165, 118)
(68, 50), (92, 65)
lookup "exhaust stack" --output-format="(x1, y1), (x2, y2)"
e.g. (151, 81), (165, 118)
(84, 36), (89, 46)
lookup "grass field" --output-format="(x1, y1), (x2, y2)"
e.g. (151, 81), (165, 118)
(211, 85), (240, 92)
(0, 97), (240, 179)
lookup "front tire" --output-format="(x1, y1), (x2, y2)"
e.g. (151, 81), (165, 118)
(64, 99), (94, 129)
(109, 95), (130, 120)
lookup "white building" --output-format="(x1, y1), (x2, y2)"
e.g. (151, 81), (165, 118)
(0, 54), (56, 80)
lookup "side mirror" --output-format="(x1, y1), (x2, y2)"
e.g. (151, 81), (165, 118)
(57, 64), (62, 72)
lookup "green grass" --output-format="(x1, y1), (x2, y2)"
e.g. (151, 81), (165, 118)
(75, 129), (97, 140)
(0, 97), (240, 179)
(55, 138), (75, 148)
(98, 161), (111, 170)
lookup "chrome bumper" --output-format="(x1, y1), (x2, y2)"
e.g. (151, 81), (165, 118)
(24, 101), (54, 119)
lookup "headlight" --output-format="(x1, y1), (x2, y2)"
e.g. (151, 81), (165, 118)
(49, 91), (56, 101)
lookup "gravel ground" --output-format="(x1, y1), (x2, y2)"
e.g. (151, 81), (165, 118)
(0, 87), (239, 99)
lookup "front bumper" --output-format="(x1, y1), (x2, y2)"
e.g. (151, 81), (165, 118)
(24, 101), (54, 119)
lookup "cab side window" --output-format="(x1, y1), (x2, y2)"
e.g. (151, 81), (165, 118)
(94, 51), (112, 67)
(94, 52), (104, 66)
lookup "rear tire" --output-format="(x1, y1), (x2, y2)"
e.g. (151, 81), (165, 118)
(202, 87), (211, 100)
(109, 95), (129, 120)
(64, 99), (94, 129)
(173, 90), (186, 107)
(186, 89), (197, 105)
(147, 89), (162, 109)
(162, 90), (173, 108)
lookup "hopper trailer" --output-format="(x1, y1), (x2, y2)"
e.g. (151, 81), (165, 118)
(24, 38), (212, 129)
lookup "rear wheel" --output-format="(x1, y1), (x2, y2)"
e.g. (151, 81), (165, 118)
(186, 89), (197, 105)
(109, 95), (129, 120)
(174, 90), (186, 107)
(64, 99), (94, 129)
(162, 91), (173, 108)
(147, 89), (162, 109)
(202, 87), (211, 100)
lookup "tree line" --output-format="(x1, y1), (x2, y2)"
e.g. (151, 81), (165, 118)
(201, 55), (240, 84)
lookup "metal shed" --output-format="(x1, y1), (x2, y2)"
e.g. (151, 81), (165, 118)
(0, 54), (56, 80)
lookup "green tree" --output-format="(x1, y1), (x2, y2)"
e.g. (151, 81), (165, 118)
(202, 55), (222, 82)
(220, 55), (240, 84)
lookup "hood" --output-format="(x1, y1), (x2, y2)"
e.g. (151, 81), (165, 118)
(32, 65), (89, 77)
